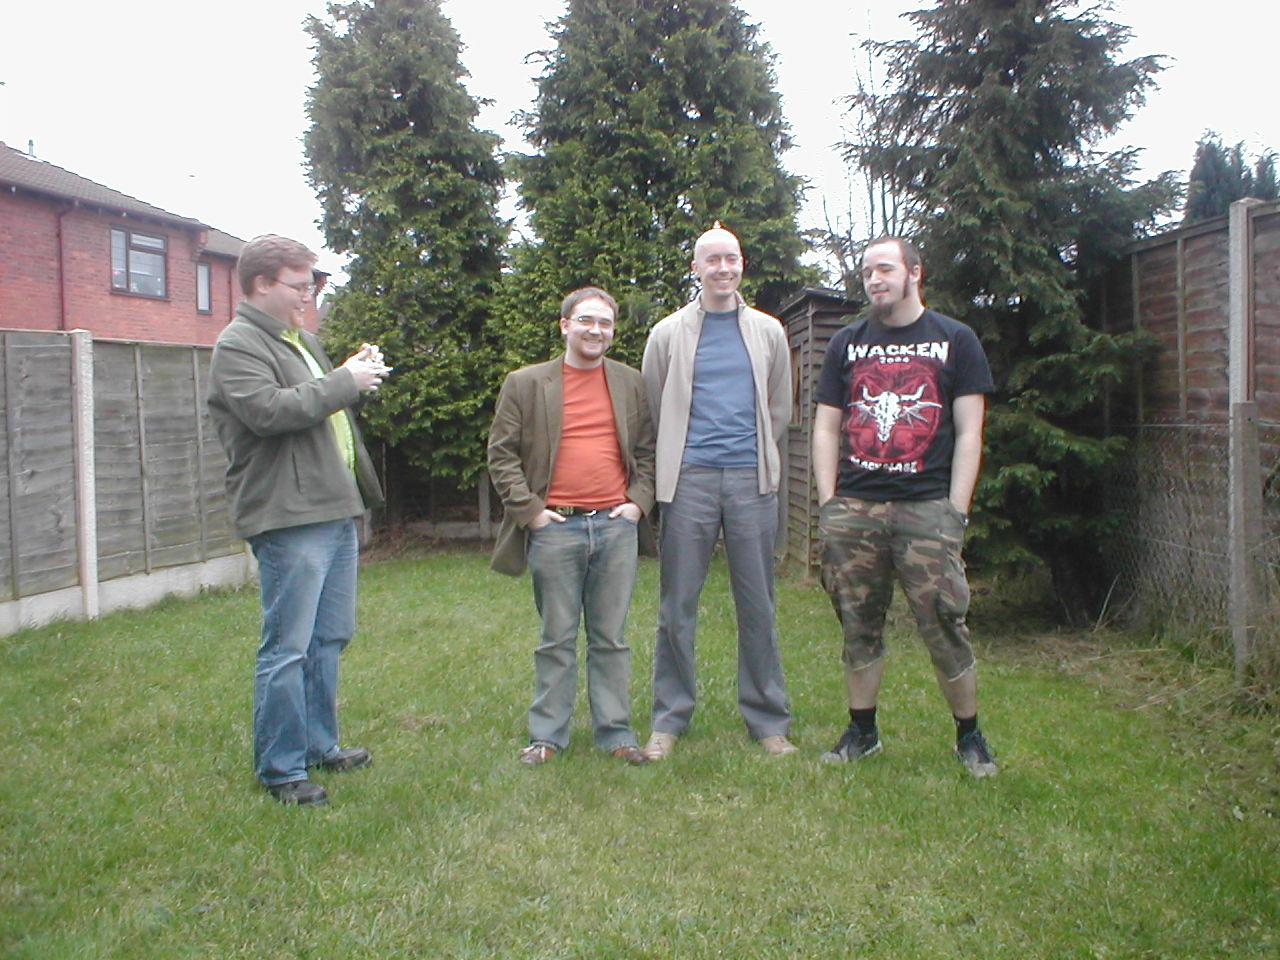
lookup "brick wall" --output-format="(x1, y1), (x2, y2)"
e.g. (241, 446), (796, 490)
(1, 190), (322, 346)
(0, 191), (63, 329)
(59, 206), (234, 344)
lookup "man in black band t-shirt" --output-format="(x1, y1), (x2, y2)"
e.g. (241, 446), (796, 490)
(812, 236), (998, 778)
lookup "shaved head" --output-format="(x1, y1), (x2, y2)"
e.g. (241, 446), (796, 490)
(693, 221), (742, 260)
(691, 220), (745, 309)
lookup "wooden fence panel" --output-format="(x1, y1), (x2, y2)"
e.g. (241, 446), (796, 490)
(0, 332), (240, 600)
(194, 349), (238, 556)
(140, 345), (207, 568)
(92, 341), (239, 581)
(1, 332), (79, 598)
(93, 342), (148, 580)
(1183, 230), (1231, 421)
(1253, 210), (1280, 471)
(1102, 200), (1278, 692)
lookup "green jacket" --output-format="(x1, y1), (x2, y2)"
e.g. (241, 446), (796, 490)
(207, 302), (384, 540)
(487, 355), (656, 576)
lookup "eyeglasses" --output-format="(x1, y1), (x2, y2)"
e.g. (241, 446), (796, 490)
(568, 314), (615, 330)
(273, 278), (316, 296)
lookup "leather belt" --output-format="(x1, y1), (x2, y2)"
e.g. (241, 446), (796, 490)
(550, 505), (602, 517)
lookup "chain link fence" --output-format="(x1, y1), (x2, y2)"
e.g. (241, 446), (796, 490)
(1255, 420), (1280, 703)
(1107, 421), (1280, 703)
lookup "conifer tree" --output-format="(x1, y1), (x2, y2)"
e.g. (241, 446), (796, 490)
(848, 0), (1179, 621)
(1254, 153), (1280, 203)
(1185, 137), (1228, 221)
(1185, 132), (1278, 222)
(304, 0), (506, 484)
(506, 0), (806, 366)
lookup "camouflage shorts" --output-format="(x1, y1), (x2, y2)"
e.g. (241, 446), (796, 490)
(818, 496), (974, 680)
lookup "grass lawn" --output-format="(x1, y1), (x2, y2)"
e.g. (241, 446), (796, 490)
(2, 547), (1277, 959)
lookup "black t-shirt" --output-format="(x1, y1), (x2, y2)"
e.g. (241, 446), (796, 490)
(816, 310), (994, 501)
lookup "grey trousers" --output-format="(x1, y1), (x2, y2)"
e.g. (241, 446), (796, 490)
(651, 465), (791, 739)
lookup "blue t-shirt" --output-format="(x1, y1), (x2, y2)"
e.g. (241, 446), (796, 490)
(683, 310), (758, 468)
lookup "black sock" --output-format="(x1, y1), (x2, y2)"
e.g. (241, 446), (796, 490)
(850, 707), (877, 735)
(954, 714), (978, 739)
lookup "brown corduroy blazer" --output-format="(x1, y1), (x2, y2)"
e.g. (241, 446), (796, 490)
(486, 355), (656, 576)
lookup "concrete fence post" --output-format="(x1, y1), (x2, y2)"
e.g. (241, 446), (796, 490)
(1229, 402), (1263, 683)
(70, 329), (99, 619)
(1228, 199), (1263, 683)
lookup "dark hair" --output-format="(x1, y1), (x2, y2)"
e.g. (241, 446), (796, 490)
(864, 236), (923, 275)
(560, 286), (618, 319)
(236, 235), (316, 295)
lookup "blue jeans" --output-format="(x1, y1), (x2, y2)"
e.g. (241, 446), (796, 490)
(526, 512), (640, 751)
(652, 465), (791, 739)
(249, 518), (359, 785)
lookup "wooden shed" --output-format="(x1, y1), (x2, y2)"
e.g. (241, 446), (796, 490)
(777, 286), (861, 569)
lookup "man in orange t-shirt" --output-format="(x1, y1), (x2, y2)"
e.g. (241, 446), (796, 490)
(488, 287), (657, 766)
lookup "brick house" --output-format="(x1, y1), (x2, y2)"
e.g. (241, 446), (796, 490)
(0, 141), (326, 344)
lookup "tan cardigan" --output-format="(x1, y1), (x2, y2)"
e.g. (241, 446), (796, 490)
(641, 297), (792, 502)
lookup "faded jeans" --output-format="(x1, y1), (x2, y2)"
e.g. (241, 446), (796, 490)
(249, 518), (358, 785)
(526, 511), (640, 751)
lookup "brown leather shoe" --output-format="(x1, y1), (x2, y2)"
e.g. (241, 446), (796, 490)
(611, 745), (650, 766)
(519, 742), (557, 765)
(643, 731), (677, 761)
(759, 735), (799, 756)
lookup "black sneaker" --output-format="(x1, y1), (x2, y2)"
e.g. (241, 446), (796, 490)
(312, 746), (372, 773)
(821, 723), (882, 763)
(955, 729), (998, 778)
(267, 779), (329, 806)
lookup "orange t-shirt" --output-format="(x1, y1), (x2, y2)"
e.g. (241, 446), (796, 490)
(546, 363), (628, 509)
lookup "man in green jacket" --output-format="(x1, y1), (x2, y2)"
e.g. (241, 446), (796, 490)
(208, 235), (387, 806)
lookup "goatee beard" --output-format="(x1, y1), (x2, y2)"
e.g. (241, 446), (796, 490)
(867, 299), (892, 321)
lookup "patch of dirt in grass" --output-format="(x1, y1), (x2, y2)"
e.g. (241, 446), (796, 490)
(985, 627), (1280, 819)
(360, 527), (486, 564)
(399, 713), (448, 732)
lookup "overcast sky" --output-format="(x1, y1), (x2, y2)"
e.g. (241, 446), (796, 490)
(2, 1), (1274, 283)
